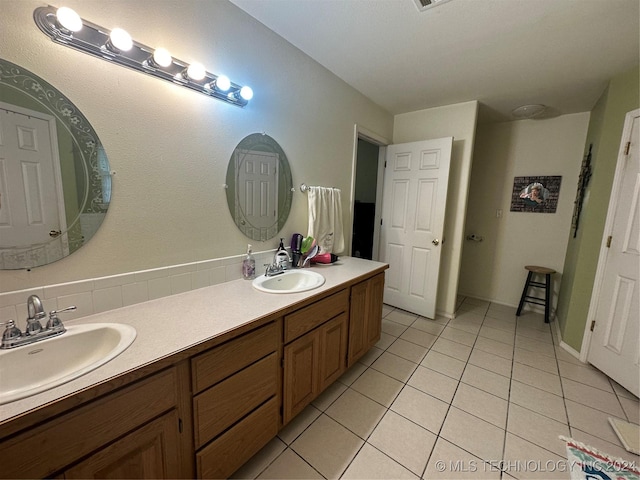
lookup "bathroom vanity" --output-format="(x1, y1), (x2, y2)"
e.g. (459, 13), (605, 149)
(0, 257), (387, 479)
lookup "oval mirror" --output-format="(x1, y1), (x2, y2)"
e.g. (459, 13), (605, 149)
(226, 133), (293, 242)
(0, 58), (111, 269)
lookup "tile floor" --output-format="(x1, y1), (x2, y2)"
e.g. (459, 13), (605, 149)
(232, 298), (640, 479)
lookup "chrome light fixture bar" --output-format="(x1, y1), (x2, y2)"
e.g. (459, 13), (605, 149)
(34, 5), (253, 107)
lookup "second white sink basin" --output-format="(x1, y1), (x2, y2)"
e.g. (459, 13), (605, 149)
(0, 323), (136, 405)
(252, 269), (325, 294)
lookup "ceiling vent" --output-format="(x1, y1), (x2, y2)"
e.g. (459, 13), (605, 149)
(413, 0), (454, 12)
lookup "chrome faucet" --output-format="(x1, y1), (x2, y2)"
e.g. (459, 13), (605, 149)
(0, 295), (76, 349)
(264, 262), (286, 277)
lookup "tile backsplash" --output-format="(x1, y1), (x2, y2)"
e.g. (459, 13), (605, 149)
(0, 249), (277, 331)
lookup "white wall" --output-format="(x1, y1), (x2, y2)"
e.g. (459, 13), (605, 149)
(458, 113), (590, 310)
(393, 101), (479, 318)
(0, 0), (392, 295)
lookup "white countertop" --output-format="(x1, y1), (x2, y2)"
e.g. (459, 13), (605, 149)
(0, 257), (387, 424)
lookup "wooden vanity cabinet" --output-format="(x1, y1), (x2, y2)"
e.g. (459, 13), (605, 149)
(191, 320), (280, 479)
(348, 273), (385, 366)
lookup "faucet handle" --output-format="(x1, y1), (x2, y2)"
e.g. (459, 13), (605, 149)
(1, 320), (22, 347)
(46, 305), (76, 331)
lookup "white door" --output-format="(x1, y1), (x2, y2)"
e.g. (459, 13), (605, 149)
(235, 148), (278, 232)
(587, 110), (639, 396)
(380, 137), (453, 319)
(0, 105), (64, 249)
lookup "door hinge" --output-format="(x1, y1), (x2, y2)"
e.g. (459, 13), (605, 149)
(624, 141), (631, 155)
(606, 236), (612, 248)
(380, 218), (383, 226)
(178, 418), (183, 433)
(384, 160), (387, 168)
(590, 320), (596, 332)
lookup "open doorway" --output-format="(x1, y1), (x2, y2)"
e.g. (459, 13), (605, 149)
(352, 137), (381, 260)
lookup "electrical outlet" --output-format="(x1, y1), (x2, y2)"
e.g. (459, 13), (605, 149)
(496, 209), (503, 218)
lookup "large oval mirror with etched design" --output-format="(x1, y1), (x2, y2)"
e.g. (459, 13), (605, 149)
(226, 133), (292, 242)
(0, 58), (111, 269)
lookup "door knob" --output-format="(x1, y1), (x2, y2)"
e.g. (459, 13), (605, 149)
(49, 230), (62, 238)
(432, 239), (440, 246)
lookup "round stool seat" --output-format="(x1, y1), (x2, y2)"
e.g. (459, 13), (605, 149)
(525, 265), (555, 275)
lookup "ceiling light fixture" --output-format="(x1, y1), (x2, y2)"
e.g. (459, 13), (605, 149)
(511, 104), (547, 119)
(34, 5), (253, 107)
(413, 0), (454, 12)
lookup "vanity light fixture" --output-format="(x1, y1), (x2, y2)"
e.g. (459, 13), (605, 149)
(34, 5), (254, 107)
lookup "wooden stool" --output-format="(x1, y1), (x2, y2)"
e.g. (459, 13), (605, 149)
(516, 266), (556, 323)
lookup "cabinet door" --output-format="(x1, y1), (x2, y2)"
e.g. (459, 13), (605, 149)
(65, 410), (180, 479)
(283, 331), (320, 424)
(347, 280), (368, 367)
(319, 313), (348, 391)
(366, 273), (385, 346)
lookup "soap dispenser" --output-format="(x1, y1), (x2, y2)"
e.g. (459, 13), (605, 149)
(274, 238), (290, 269)
(242, 244), (255, 280)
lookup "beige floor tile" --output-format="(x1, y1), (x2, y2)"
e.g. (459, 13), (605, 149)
(313, 380), (348, 411)
(341, 443), (418, 479)
(463, 298), (490, 308)
(387, 338), (429, 364)
(440, 406), (505, 462)
(411, 317), (446, 335)
(619, 396), (640, 423)
(468, 349), (513, 378)
(326, 388), (387, 439)
(489, 302), (518, 314)
(569, 428), (640, 465)
(408, 365), (459, 404)
(502, 433), (567, 480)
(424, 438), (500, 479)
(557, 361), (613, 392)
(231, 437), (287, 479)
(482, 316), (516, 333)
(386, 309), (419, 326)
(447, 318), (483, 335)
(461, 364), (510, 400)
(370, 351), (418, 382)
(507, 403), (569, 457)
(514, 348), (558, 374)
(515, 335), (556, 358)
(515, 311), (547, 329)
(338, 362), (367, 386)
(457, 305), (489, 317)
(368, 410), (437, 475)
(453, 310), (485, 324)
(511, 362), (562, 396)
(291, 414), (364, 479)
(421, 350), (467, 380)
(452, 383), (508, 428)
(474, 336), (514, 360)
(485, 309), (518, 323)
(374, 332), (396, 350)
(509, 380), (567, 423)
(382, 304), (394, 317)
(440, 326), (478, 347)
(256, 448), (323, 479)
(279, 404), (322, 444)
(611, 380), (639, 400)
(554, 346), (583, 365)
(350, 368), (404, 407)
(432, 337), (473, 361)
(562, 378), (626, 417)
(565, 399), (622, 445)
(359, 346), (384, 366)
(515, 325), (553, 344)
(382, 318), (409, 337)
(399, 327), (438, 349)
(479, 325), (515, 345)
(391, 385), (450, 434)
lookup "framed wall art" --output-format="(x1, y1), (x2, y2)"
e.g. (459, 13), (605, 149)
(510, 175), (562, 213)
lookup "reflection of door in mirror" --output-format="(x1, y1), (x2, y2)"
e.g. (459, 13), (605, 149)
(235, 148), (279, 237)
(0, 103), (68, 264)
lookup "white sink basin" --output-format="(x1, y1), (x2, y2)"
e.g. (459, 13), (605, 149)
(0, 323), (136, 405)
(252, 269), (325, 294)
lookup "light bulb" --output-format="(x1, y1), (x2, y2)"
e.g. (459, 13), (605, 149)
(216, 75), (231, 92)
(152, 48), (172, 68)
(240, 86), (253, 101)
(56, 7), (83, 32)
(186, 62), (206, 81)
(109, 28), (132, 52)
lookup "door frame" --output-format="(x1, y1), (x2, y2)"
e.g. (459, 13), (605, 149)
(580, 108), (639, 362)
(350, 124), (390, 261)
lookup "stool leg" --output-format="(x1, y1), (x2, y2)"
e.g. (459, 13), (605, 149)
(516, 271), (533, 316)
(544, 273), (551, 323)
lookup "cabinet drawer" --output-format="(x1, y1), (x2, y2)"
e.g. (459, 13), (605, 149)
(0, 367), (178, 479)
(191, 321), (278, 394)
(197, 397), (279, 479)
(193, 353), (278, 448)
(284, 289), (349, 343)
